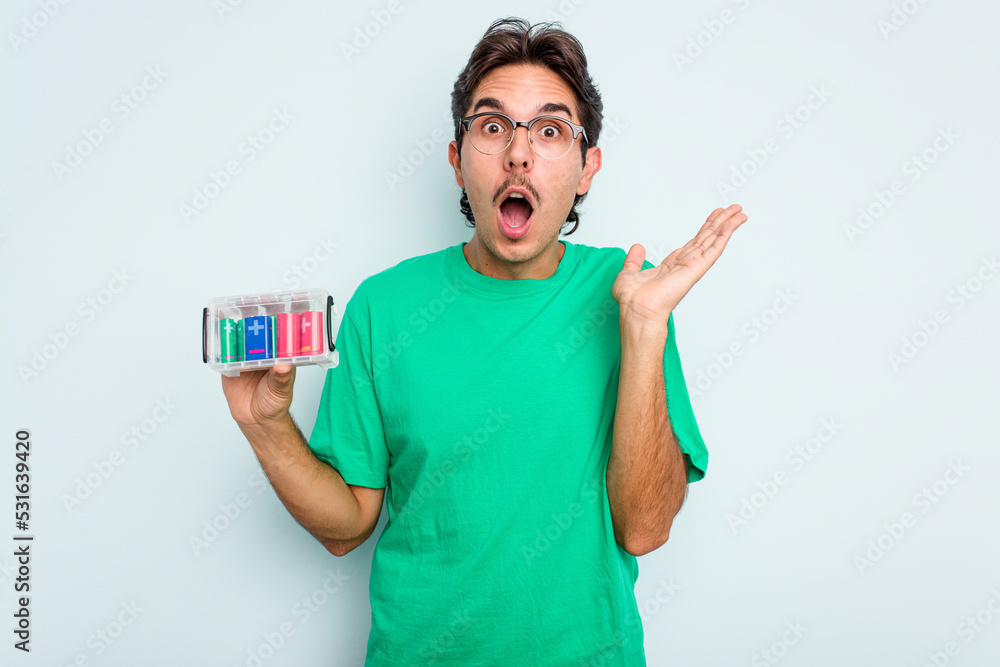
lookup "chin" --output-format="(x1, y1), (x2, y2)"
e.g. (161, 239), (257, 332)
(485, 235), (534, 263)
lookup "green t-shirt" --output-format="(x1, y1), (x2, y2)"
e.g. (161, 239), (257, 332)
(308, 240), (707, 666)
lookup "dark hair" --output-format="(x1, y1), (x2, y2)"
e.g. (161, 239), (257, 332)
(451, 17), (603, 235)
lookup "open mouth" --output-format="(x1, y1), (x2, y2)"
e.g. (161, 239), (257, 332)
(498, 191), (534, 240)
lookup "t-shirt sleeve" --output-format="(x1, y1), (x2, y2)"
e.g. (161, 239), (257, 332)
(306, 288), (390, 489)
(661, 310), (709, 482)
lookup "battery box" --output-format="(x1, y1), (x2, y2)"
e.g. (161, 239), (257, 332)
(202, 289), (338, 377)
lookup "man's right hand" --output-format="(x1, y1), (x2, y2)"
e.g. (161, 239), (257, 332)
(221, 365), (296, 428)
(217, 362), (384, 557)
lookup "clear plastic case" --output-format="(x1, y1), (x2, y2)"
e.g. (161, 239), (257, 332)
(202, 288), (338, 377)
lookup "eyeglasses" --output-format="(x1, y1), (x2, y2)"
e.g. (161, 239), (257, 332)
(459, 112), (588, 160)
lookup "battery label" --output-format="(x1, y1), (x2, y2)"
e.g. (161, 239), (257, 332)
(243, 316), (273, 360)
(300, 311), (323, 355)
(220, 318), (239, 362)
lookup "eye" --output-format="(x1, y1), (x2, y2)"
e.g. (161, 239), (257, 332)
(475, 115), (509, 136)
(538, 123), (562, 139)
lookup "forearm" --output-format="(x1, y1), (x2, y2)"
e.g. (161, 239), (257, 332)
(237, 415), (368, 549)
(607, 319), (688, 556)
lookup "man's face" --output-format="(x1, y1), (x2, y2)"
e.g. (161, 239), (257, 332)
(448, 63), (601, 279)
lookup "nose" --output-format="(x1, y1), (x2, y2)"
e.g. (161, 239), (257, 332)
(505, 125), (534, 170)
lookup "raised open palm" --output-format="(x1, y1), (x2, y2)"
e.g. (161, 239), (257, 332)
(613, 204), (748, 326)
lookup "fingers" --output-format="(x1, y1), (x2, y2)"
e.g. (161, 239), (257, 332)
(695, 204), (744, 246)
(705, 207), (726, 223)
(624, 205), (746, 276)
(248, 365), (295, 424)
(706, 204), (741, 224)
(696, 210), (746, 268)
(659, 205), (746, 277)
(267, 364), (295, 394)
(683, 205), (745, 258)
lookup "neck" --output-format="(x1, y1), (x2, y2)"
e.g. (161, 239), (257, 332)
(463, 236), (565, 280)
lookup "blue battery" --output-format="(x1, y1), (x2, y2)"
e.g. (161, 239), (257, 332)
(243, 315), (273, 360)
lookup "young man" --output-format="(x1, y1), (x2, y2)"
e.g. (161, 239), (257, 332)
(222, 17), (746, 666)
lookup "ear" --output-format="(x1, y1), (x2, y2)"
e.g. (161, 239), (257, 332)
(576, 145), (602, 196)
(448, 141), (465, 189)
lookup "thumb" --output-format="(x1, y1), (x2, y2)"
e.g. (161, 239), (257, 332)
(621, 243), (646, 273)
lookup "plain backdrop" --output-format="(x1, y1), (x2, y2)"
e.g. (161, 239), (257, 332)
(2, 0), (999, 665)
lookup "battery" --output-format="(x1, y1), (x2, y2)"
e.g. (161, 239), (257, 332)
(276, 312), (301, 357)
(236, 319), (244, 361)
(300, 311), (323, 355)
(269, 315), (277, 358)
(243, 315), (273, 360)
(220, 318), (239, 362)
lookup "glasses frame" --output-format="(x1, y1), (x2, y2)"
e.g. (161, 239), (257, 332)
(459, 112), (589, 160)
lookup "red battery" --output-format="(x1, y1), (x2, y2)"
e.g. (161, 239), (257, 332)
(299, 311), (324, 355)
(276, 313), (301, 358)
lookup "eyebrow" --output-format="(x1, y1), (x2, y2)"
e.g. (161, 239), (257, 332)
(471, 97), (575, 120)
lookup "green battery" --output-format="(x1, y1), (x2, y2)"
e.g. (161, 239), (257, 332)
(236, 319), (244, 361)
(220, 318), (239, 363)
(270, 315), (277, 356)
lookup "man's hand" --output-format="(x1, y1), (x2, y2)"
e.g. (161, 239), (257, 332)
(612, 204), (748, 328)
(221, 364), (297, 428)
(218, 363), (384, 557)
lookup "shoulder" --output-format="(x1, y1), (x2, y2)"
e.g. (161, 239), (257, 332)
(570, 241), (659, 271)
(565, 241), (633, 280)
(355, 245), (452, 297)
(569, 241), (627, 262)
(341, 245), (454, 324)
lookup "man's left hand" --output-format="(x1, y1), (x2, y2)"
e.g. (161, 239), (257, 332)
(612, 204), (748, 330)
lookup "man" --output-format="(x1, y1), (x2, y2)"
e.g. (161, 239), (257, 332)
(222, 17), (746, 666)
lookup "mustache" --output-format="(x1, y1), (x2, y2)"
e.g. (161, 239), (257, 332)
(493, 178), (541, 206)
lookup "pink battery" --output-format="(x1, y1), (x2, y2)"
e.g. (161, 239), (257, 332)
(276, 313), (301, 358)
(299, 311), (324, 355)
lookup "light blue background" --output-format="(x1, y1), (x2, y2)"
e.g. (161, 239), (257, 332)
(2, 0), (998, 665)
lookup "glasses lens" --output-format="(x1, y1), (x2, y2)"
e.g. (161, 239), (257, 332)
(469, 115), (514, 154)
(529, 118), (575, 159)
(466, 116), (578, 158)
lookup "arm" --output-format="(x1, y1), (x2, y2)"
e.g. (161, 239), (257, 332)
(606, 319), (687, 557)
(608, 204), (748, 556)
(222, 365), (384, 556)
